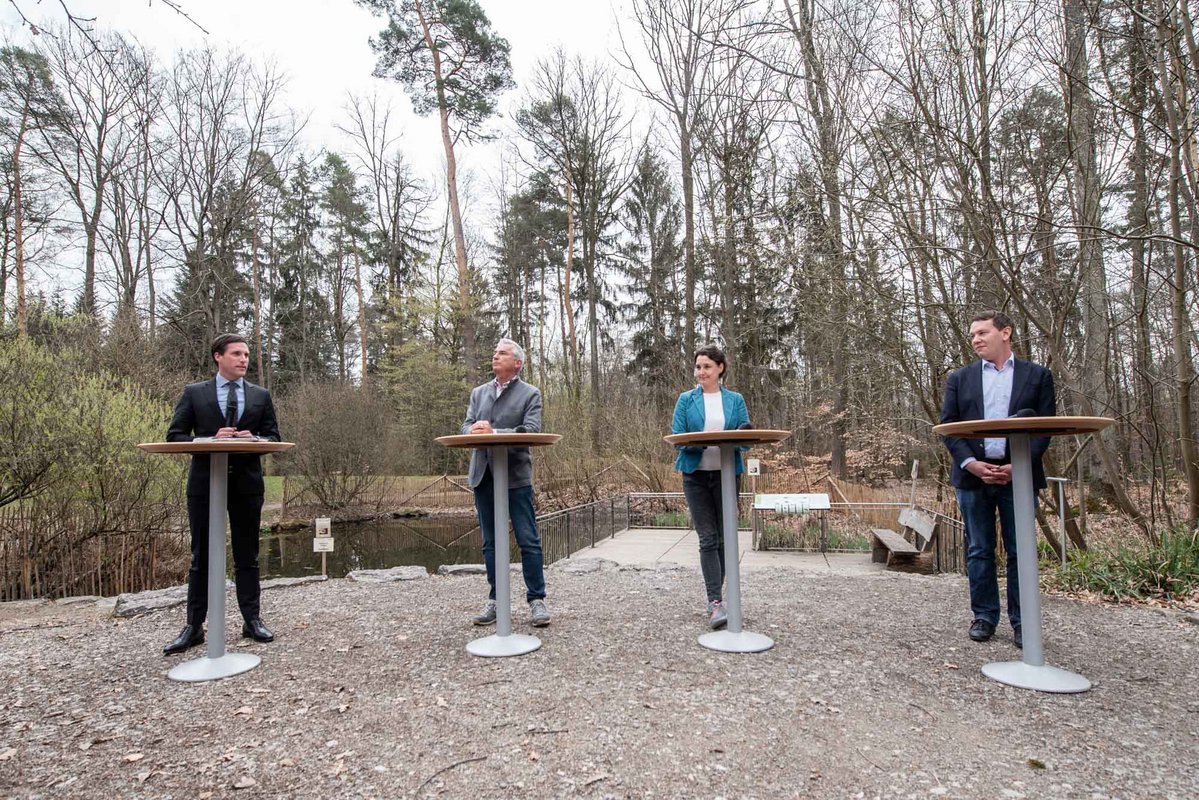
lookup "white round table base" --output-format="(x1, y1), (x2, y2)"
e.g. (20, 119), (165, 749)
(981, 660), (1091, 693)
(466, 633), (542, 658)
(698, 630), (774, 653)
(168, 652), (261, 683)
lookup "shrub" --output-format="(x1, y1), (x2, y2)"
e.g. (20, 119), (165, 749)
(276, 382), (397, 509)
(1049, 528), (1199, 603)
(0, 337), (187, 598)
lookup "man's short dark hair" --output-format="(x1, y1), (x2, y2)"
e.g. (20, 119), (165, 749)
(971, 311), (1014, 332)
(212, 333), (248, 357)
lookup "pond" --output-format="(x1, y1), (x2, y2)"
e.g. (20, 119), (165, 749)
(259, 515), (485, 579)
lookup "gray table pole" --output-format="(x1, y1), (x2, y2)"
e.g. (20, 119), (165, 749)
(492, 446), (512, 638)
(720, 444), (743, 633)
(979, 433), (1089, 692)
(206, 452), (229, 660)
(1009, 434), (1044, 666)
(696, 445), (772, 653)
(465, 444), (540, 658)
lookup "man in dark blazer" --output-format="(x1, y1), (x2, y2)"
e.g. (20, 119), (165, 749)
(461, 338), (550, 628)
(941, 311), (1055, 649)
(162, 333), (281, 655)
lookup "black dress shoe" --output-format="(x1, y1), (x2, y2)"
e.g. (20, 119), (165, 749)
(242, 618), (274, 643)
(968, 619), (996, 642)
(163, 624), (204, 656)
(1014, 626), (1023, 649)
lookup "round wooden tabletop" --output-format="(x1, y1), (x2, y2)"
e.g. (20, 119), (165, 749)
(664, 429), (792, 447)
(435, 433), (562, 448)
(933, 415), (1113, 439)
(137, 440), (296, 455)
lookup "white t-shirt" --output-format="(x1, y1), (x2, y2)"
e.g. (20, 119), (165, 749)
(698, 390), (725, 470)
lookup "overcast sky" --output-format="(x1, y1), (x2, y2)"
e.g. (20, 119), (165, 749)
(1, 0), (637, 188)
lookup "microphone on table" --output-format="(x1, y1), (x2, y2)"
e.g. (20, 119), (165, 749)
(738, 422), (754, 430)
(514, 425), (528, 433)
(1011, 408), (1037, 418)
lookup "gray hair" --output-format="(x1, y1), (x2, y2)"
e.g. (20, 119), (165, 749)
(497, 337), (526, 365)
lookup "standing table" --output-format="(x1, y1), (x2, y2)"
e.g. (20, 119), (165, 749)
(138, 439), (295, 682)
(435, 432), (561, 657)
(663, 429), (792, 653)
(932, 415), (1112, 693)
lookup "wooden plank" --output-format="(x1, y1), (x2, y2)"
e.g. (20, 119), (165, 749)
(898, 507), (937, 542)
(870, 528), (919, 554)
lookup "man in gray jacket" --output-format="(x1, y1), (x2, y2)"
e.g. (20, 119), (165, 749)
(461, 338), (551, 627)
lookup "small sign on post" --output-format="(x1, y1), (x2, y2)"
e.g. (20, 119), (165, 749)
(746, 458), (761, 476)
(314, 517), (333, 576)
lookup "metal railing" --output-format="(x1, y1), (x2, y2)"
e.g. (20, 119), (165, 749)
(538, 496), (630, 566)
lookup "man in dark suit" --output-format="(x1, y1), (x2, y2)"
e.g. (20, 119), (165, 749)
(941, 311), (1055, 649)
(461, 338), (550, 628)
(162, 333), (281, 655)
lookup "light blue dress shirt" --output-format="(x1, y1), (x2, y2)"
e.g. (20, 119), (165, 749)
(981, 354), (1015, 458)
(216, 376), (245, 424)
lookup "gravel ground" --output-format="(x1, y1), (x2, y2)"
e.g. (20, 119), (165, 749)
(1, 559), (1197, 799)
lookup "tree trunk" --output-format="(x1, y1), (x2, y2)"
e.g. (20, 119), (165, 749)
(416, 1), (477, 382)
(251, 226), (265, 381)
(13, 112), (28, 338)
(563, 172), (580, 396)
(355, 247), (369, 384)
(680, 116), (696, 355)
(1155, 0), (1199, 526)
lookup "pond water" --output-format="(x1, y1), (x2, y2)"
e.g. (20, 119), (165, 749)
(259, 515), (484, 578)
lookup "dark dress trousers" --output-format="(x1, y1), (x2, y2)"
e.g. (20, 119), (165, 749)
(167, 378), (281, 626)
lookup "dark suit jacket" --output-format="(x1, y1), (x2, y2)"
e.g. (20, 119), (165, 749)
(167, 378), (281, 496)
(940, 358), (1056, 491)
(460, 377), (542, 490)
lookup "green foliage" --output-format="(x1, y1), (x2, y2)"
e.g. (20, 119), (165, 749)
(359, 0), (514, 140)
(0, 337), (186, 598)
(383, 339), (468, 474)
(653, 510), (689, 527)
(0, 337), (185, 511)
(1048, 528), (1199, 603)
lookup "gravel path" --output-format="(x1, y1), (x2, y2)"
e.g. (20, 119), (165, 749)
(1, 559), (1197, 799)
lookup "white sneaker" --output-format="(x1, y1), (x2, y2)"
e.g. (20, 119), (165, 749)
(707, 600), (728, 630)
(472, 600), (497, 625)
(529, 599), (551, 627)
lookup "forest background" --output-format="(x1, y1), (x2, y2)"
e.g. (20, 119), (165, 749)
(1, 0), (1197, 599)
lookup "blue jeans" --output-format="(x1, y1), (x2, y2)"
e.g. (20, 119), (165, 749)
(474, 470), (546, 602)
(957, 484), (1020, 628)
(682, 470), (740, 602)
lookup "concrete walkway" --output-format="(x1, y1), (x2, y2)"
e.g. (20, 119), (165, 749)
(571, 526), (884, 575)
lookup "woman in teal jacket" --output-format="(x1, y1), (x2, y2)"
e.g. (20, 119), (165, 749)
(671, 344), (750, 629)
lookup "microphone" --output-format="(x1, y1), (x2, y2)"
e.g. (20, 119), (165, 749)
(737, 422), (754, 430)
(1011, 408), (1037, 418)
(514, 425), (528, 433)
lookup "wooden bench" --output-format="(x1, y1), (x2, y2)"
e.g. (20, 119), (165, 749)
(870, 507), (938, 573)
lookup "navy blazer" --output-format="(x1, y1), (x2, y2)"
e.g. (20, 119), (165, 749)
(166, 378), (281, 496)
(671, 386), (751, 474)
(460, 377), (542, 489)
(940, 358), (1055, 491)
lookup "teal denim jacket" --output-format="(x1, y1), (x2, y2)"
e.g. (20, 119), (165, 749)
(671, 386), (750, 474)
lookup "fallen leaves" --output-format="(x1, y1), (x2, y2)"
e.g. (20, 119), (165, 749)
(122, 752), (144, 763)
